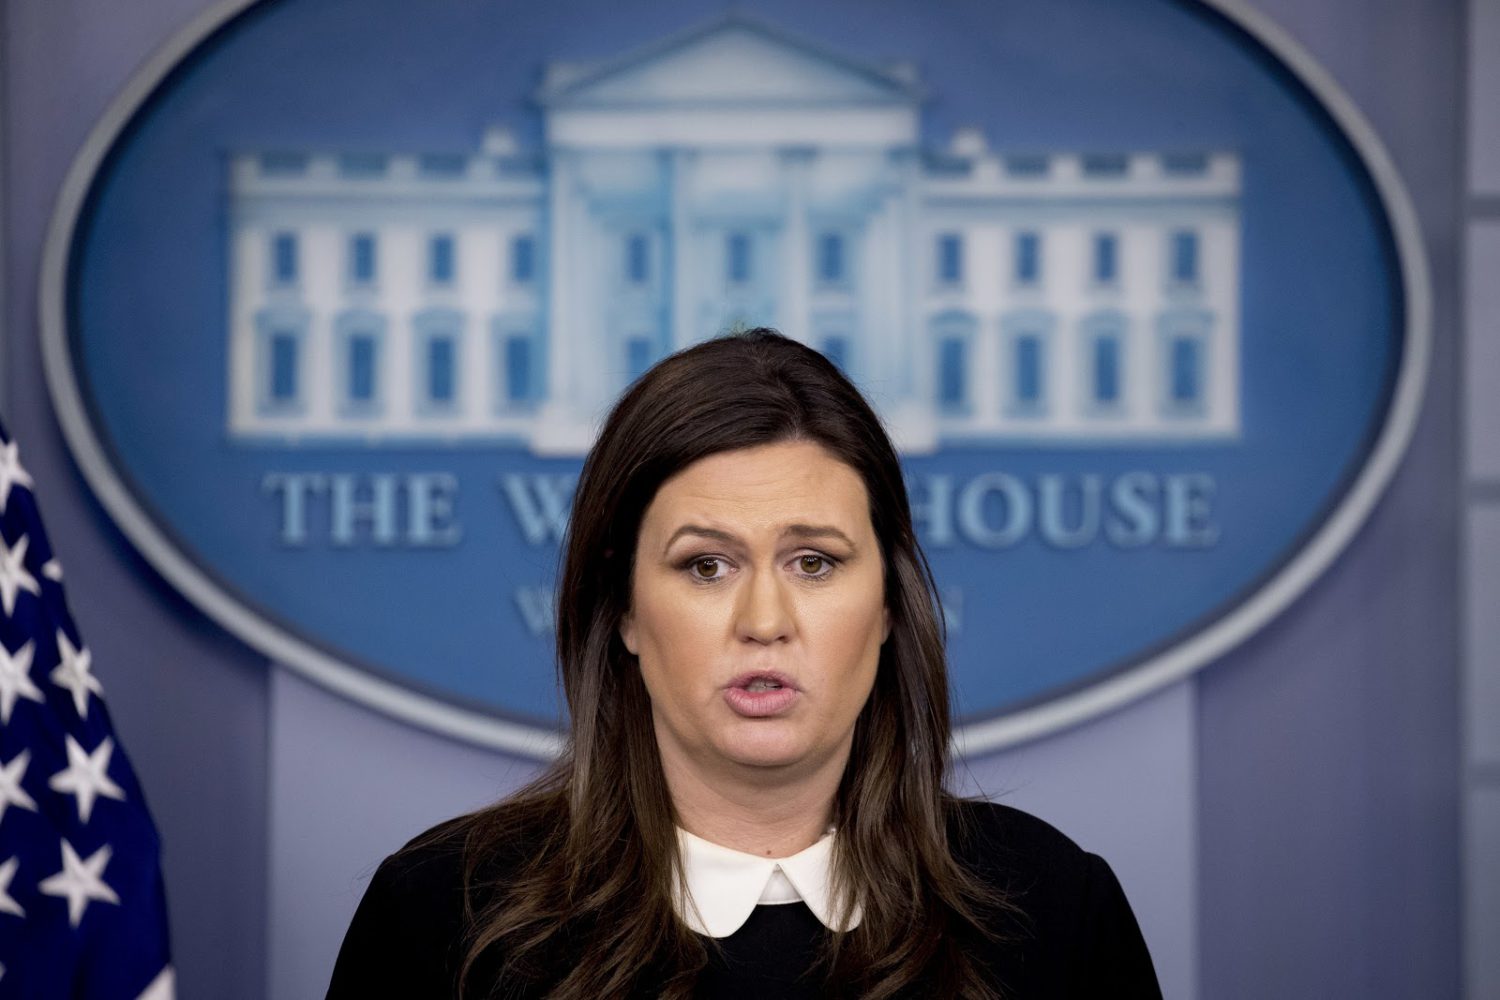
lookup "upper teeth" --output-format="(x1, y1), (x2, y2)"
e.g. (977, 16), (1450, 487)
(746, 680), (782, 692)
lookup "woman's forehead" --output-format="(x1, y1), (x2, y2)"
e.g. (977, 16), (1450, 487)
(641, 441), (873, 538)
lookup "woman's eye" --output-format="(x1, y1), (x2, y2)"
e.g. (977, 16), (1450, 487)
(690, 558), (723, 580)
(797, 555), (832, 577)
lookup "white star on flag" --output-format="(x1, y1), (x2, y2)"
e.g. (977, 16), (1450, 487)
(0, 857), (24, 918)
(0, 420), (173, 990)
(0, 641), (42, 725)
(48, 735), (126, 824)
(49, 629), (102, 719)
(0, 441), (32, 516)
(38, 840), (119, 928)
(0, 534), (40, 618)
(0, 750), (39, 826)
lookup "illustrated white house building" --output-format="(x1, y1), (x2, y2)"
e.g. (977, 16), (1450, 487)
(226, 14), (1241, 454)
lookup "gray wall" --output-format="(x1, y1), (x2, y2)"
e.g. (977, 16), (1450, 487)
(4, 0), (273, 996)
(0, 0), (1467, 997)
(1465, 2), (1500, 997)
(1194, 2), (1463, 996)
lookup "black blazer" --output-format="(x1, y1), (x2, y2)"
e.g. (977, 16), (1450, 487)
(328, 800), (1161, 998)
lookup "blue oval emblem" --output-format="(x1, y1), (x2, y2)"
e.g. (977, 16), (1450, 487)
(42, 0), (1428, 755)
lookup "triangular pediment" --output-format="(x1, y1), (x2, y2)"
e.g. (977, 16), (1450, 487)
(538, 14), (922, 108)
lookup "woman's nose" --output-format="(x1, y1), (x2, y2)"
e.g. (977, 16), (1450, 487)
(733, 567), (794, 644)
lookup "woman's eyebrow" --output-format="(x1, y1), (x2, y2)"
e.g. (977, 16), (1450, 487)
(661, 523), (857, 553)
(662, 524), (739, 553)
(782, 524), (857, 549)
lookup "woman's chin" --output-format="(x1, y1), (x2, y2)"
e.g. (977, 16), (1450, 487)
(712, 723), (820, 771)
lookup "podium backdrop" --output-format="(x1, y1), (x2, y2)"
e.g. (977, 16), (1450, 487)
(1, 0), (1487, 997)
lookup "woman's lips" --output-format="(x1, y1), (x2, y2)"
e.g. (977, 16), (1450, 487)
(723, 672), (800, 717)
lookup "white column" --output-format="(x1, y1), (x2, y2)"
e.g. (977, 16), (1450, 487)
(886, 151), (932, 451)
(544, 151), (575, 409)
(1048, 225), (1079, 428)
(669, 149), (695, 350)
(384, 227), (418, 431)
(535, 149), (605, 451)
(899, 153), (923, 404)
(868, 195), (901, 392)
(227, 224), (260, 434)
(1209, 216), (1242, 436)
(781, 149), (812, 341)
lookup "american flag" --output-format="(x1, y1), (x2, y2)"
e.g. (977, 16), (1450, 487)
(0, 420), (173, 999)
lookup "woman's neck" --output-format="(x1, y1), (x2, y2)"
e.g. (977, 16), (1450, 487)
(660, 747), (846, 858)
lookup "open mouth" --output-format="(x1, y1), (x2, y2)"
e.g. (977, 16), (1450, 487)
(728, 671), (797, 693)
(723, 672), (800, 717)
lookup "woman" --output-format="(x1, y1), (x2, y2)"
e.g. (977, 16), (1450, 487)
(327, 329), (1160, 998)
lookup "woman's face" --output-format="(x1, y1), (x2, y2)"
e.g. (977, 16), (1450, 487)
(620, 439), (890, 778)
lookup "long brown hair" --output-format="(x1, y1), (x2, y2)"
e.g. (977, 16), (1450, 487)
(450, 329), (1006, 998)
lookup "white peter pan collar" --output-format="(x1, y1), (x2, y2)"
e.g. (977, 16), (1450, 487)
(674, 827), (863, 938)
